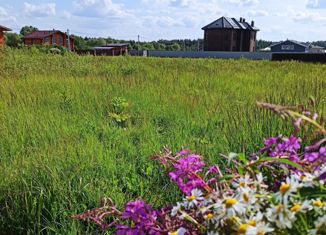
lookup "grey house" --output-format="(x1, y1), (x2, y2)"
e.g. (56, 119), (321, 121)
(271, 40), (324, 53)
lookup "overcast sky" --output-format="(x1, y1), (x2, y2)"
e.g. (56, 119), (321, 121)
(1, 0), (326, 41)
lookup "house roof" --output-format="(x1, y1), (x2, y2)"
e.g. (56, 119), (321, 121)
(0, 25), (12, 31)
(270, 40), (311, 48)
(93, 47), (114, 50)
(23, 30), (74, 40)
(104, 43), (129, 47)
(202, 17), (259, 31)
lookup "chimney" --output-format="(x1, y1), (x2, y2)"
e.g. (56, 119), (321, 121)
(251, 21), (255, 27)
(243, 18), (246, 23)
(240, 17), (243, 22)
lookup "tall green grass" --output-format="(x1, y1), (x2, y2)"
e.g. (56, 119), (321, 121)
(0, 48), (325, 234)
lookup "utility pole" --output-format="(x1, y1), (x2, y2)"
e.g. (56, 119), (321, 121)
(183, 39), (186, 51)
(67, 29), (71, 52)
(137, 35), (140, 50)
(197, 39), (200, 51)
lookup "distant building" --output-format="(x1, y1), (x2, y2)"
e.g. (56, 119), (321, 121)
(76, 44), (129, 56)
(202, 17), (259, 52)
(23, 30), (74, 51)
(270, 40), (324, 53)
(0, 25), (12, 46)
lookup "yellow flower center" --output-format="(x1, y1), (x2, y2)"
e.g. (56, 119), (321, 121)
(237, 224), (249, 234)
(248, 220), (256, 226)
(205, 213), (214, 220)
(300, 175), (305, 180)
(168, 232), (178, 235)
(280, 183), (290, 194)
(276, 204), (284, 214)
(239, 182), (245, 187)
(187, 195), (196, 202)
(242, 192), (249, 203)
(257, 230), (265, 235)
(290, 204), (301, 213)
(225, 198), (237, 208)
(313, 200), (324, 207)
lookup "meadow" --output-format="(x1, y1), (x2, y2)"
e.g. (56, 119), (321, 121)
(0, 48), (325, 234)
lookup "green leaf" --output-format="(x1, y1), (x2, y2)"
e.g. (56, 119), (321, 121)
(256, 157), (304, 170)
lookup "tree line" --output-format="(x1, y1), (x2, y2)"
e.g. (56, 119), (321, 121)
(4, 26), (326, 51)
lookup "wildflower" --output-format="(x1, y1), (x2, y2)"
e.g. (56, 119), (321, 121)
(237, 223), (257, 235)
(311, 199), (325, 210)
(168, 154), (206, 195)
(222, 197), (245, 217)
(171, 202), (183, 217)
(290, 201), (311, 214)
(233, 174), (252, 190)
(236, 187), (256, 206)
(266, 204), (295, 229)
(168, 227), (186, 235)
(183, 189), (203, 208)
(274, 176), (300, 205)
(254, 222), (274, 235)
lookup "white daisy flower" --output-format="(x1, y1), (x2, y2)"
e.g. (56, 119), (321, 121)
(236, 187), (256, 206)
(254, 221), (274, 235)
(168, 227), (186, 235)
(311, 199), (326, 212)
(266, 204), (295, 229)
(223, 197), (245, 217)
(274, 176), (300, 205)
(290, 200), (312, 214)
(184, 189), (203, 208)
(171, 202), (183, 217)
(233, 174), (252, 191)
(237, 223), (257, 235)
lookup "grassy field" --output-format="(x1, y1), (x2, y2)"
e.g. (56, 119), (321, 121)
(0, 48), (325, 234)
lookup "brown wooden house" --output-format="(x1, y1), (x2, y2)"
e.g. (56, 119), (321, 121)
(23, 30), (74, 51)
(202, 17), (259, 52)
(0, 25), (12, 46)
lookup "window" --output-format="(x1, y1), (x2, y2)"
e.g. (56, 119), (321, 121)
(53, 36), (57, 44)
(281, 45), (294, 50)
(59, 36), (63, 45)
(44, 37), (50, 44)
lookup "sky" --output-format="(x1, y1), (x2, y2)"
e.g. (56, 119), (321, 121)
(1, 0), (326, 42)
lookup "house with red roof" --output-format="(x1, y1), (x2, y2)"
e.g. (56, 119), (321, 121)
(0, 25), (12, 46)
(23, 30), (74, 51)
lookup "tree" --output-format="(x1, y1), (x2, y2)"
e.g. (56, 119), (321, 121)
(170, 43), (181, 51)
(5, 33), (22, 48)
(20, 26), (38, 36)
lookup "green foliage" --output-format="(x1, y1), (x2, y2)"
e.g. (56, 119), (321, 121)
(4, 32), (22, 48)
(0, 49), (325, 234)
(20, 25), (38, 36)
(109, 97), (130, 127)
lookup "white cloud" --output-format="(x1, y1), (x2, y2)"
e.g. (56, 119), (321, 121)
(169, 0), (196, 7)
(23, 2), (56, 17)
(306, 0), (326, 8)
(73, 0), (130, 18)
(224, 0), (259, 6)
(293, 11), (326, 22)
(247, 10), (268, 17)
(0, 6), (8, 17)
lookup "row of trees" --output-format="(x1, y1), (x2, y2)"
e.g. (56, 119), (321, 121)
(5, 26), (326, 51)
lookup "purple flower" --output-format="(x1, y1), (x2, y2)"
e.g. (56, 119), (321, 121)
(207, 166), (218, 175)
(169, 154), (206, 195)
(117, 200), (161, 234)
(304, 152), (319, 163)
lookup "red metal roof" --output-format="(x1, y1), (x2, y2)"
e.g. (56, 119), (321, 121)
(0, 25), (12, 31)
